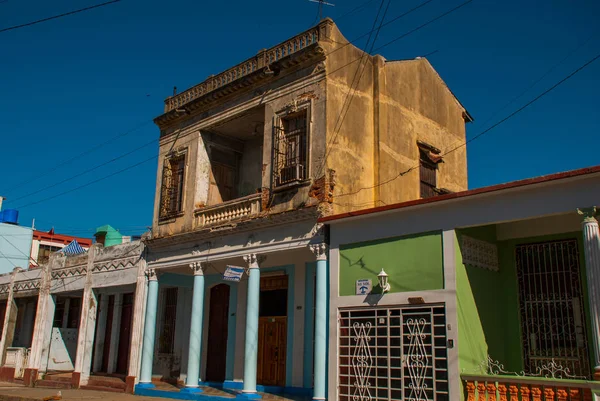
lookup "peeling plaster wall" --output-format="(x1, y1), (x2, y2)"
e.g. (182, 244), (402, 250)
(321, 24), (468, 214)
(151, 20), (469, 237)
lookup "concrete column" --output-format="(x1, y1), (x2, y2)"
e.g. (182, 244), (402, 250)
(310, 243), (327, 401)
(579, 206), (600, 379)
(0, 268), (21, 365)
(241, 253), (261, 398)
(183, 262), (205, 392)
(73, 244), (100, 387)
(25, 253), (62, 386)
(139, 268), (159, 387)
(92, 294), (110, 373)
(107, 293), (123, 374)
(126, 245), (148, 393)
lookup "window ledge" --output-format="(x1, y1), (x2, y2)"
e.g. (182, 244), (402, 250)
(273, 178), (312, 193)
(158, 212), (184, 225)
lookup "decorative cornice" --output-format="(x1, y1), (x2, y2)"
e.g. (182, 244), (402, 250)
(147, 205), (319, 250)
(309, 243), (328, 261)
(243, 253), (265, 268)
(146, 268), (157, 281)
(51, 265), (87, 279)
(92, 256), (138, 273)
(189, 261), (204, 276)
(0, 284), (10, 295)
(578, 206), (598, 223)
(14, 279), (41, 292)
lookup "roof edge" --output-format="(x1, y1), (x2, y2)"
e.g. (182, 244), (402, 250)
(319, 165), (600, 224)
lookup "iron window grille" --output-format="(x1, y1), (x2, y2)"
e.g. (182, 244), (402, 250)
(515, 239), (591, 378)
(274, 110), (308, 186)
(159, 153), (186, 220)
(339, 304), (449, 401)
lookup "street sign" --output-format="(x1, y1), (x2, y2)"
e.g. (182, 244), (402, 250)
(223, 266), (245, 282)
(356, 279), (372, 295)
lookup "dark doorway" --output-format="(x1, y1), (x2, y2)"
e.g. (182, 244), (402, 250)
(257, 275), (288, 387)
(116, 293), (134, 374)
(101, 295), (115, 373)
(205, 284), (230, 382)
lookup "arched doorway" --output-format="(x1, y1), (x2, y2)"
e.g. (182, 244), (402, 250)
(205, 284), (230, 382)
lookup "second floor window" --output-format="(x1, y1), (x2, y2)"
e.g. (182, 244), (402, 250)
(159, 153), (186, 220)
(274, 110), (308, 186)
(418, 142), (442, 199)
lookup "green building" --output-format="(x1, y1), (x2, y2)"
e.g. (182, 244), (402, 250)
(322, 166), (600, 401)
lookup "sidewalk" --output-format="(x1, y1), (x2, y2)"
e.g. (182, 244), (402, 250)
(0, 384), (165, 401)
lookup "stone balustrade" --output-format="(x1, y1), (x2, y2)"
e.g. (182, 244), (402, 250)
(164, 24), (322, 113)
(462, 374), (599, 401)
(194, 194), (262, 228)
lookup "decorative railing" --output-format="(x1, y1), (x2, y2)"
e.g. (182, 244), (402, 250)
(164, 25), (322, 113)
(462, 374), (599, 401)
(194, 194), (261, 228)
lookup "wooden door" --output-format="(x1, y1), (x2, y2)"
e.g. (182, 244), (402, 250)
(257, 317), (287, 387)
(205, 284), (230, 382)
(116, 293), (134, 374)
(209, 163), (236, 204)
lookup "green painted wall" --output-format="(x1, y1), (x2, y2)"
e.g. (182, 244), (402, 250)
(456, 227), (591, 376)
(339, 232), (443, 296)
(94, 224), (123, 247)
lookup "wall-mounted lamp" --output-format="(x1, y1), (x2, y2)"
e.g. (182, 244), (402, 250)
(378, 269), (390, 293)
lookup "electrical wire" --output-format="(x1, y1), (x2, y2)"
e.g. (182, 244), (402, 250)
(0, 234), (39, 265)
(334, 50), (600, 200)
(0, 247), (17, 268)
(0, 0), (121, 33)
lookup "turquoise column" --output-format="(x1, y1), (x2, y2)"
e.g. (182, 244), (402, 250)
(183, 262), (205, 392)
(241, 254), (261, 398)
(311, 243), (328, 400)
(139, 268), (159, 386)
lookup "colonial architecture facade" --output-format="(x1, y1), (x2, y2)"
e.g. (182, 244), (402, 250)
(0, 239), (146, 393)
(136, 17), (469, 401)
(322, 166), (600, 401)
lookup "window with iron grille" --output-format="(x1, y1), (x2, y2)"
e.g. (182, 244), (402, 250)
(159, 153), (186, 220)
(274, 110), (308, 186)
(418, 144), (441, 199)
(159, 287), (178, 354)
(339, 305), (448, 401)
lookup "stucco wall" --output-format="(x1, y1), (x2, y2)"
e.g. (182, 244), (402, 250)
(322, 24), (468, 214)
(0, 223), (32, 274)
(338, 232), (444, 296)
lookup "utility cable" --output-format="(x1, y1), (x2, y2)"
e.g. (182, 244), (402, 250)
(334, 50), (600, 200)
(0, 0), (121, 33)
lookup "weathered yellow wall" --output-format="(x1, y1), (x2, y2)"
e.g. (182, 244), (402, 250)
(322, 24), (468, 215)
(150, 19), (469, 238)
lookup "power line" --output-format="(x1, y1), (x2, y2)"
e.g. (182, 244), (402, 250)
(3, 0), (442, 202)
(4, 120), (153, 194)
(335, 50), (600, 200)
(9, 1), (473, 209)
(0, 247), (17, 268)
(8, 137), (157, 203)
(317, 0), (390, 177)
(0, 234), (38, 266)
(0, 0), (121, 33)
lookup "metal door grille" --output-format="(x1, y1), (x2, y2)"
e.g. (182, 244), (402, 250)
(338, 305), (448, 401)
(516, 239), (590, 378)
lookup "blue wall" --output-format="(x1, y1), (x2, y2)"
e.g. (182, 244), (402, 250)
(0, 223), (32, 273)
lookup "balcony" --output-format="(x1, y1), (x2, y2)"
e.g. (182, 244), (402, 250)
(194, 193), (261, 229)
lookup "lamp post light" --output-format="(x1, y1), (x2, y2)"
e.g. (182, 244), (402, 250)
(378, 268), (390, 293)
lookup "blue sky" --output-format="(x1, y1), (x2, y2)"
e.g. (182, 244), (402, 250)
(0, 0), (598, 238)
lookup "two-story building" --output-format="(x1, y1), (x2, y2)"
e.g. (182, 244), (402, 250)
(137, 18), (471, 401)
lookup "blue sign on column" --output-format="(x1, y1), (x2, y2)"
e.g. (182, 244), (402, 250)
(223, 266), (245, 282)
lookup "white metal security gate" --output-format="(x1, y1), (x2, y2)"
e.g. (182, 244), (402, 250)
(338, 305), (449, 401)
(516, 239), (590, 378)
